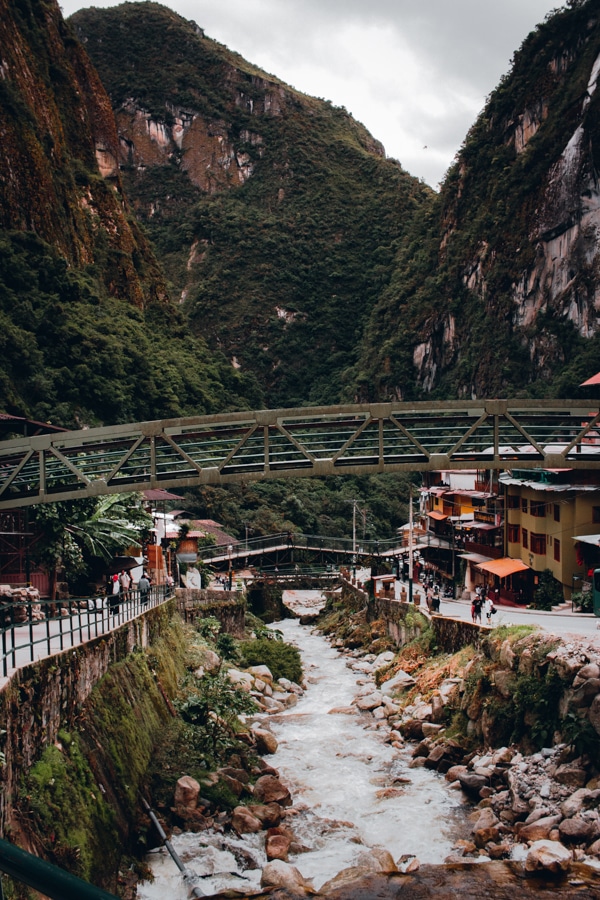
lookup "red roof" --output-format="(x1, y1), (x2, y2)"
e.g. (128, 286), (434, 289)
(581, 371), (600, 385)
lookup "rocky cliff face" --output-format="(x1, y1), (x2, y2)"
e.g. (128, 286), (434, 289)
(72, 2), (425, 408)
(0, 0), (169, 307)
(355, 1), (600, 402)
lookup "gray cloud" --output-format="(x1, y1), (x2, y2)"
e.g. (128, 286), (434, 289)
(61, 0), (561, 185)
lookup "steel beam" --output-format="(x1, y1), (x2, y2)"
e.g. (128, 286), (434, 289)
(0, 400), (597, 508)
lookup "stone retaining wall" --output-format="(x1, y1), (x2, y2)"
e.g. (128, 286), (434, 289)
(0, 599), (176, 835)
(176, 588), (246, 636)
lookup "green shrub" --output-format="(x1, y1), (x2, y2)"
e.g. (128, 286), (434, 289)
(177, 672), (256, 767)
(240, 637), (302, 683)
(531, 569), (564, 610)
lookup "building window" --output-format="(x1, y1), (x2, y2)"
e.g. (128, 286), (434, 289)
(554, 538), (560, 562)
(593, 506), (600, 524)
(508, 524), (520, 543)
(522, 528), (528, 549)
(521, 497), (528, 513)
(531, 533), (546, 555)
(507, 494), (519, 509)
(554, 504), (560, 522)
(531, 501), (546, 517)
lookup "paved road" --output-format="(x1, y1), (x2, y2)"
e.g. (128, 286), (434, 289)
(390, 577), (600, 646)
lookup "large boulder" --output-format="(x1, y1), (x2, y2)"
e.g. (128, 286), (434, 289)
(261, 860), (312, 893)
(174, 775), (200, 810)
(458, 772), (488, 799)
(558, 816), (599, 844)
(519, 815), (562, 843)
(355, 691), (383, 711)
(265, 827), (292, 861)
(248, 665), (274, 683)
(253, 775), (292, 807)
(380, 670), (416, 695)
(524, 840), (572, 875)
(251, 802), (283, 828)
(253, 728), (279, 755)
(227, 669), (254, 691)
(231, 806), (263, 833)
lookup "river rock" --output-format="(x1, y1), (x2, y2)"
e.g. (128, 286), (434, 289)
(431, 694), (445, 723)
(251, 802), (282, 827)
(253, 774), (292, 806)
(356, 691), (383, 711)
(261, 860), (312, 893)
(227, 669), (254, 691)
(194, 647), (221, 676)
(266, 827), (292, 861)
(554, 763), (588, 788)
(253, 728), (279, 755)
(524, 839), (572, 874)
(400, 719), (424, 740)
(473, 808), (501, 847)
(232, 806), (263, 833)
(371, 847), (398, 872)
(559, 815), (599, 844)
(373, 651), (395, 671)
(249, 665), (274, 683)
(380, 670), (416, 695)
(422, 722), (444, 737)
(458, 772), (488, 798)
(519, 815), (562, 842)
(560, 788), (600, 818)
(174, 775), (200, 809)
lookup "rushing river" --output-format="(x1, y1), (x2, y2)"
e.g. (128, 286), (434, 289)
(138, 605), (468, 897)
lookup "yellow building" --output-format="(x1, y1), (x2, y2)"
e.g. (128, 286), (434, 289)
(501, 469), (600, 601)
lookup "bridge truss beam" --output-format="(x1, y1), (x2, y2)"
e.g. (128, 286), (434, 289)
(0, 399), (598, 509)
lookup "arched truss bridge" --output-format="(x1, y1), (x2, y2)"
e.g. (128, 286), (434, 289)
(0, 399), (598, 509)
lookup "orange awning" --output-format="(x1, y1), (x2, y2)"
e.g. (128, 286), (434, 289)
(475, 557), (529, 578)
(427, 511), (448, 521)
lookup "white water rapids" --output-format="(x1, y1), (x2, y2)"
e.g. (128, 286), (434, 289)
(137, 596), (469, 897)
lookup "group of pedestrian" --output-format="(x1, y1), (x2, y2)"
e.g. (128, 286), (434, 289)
(471, 586), (497, 624)
(107, 568), (152, 614)
(426, 583), (441, 614)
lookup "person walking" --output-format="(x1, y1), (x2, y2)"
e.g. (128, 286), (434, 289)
(138, 571), (151, 606)
(109, 572), (120, 615)
(119, 568), (131, 603)
(483, 596), (494, 625)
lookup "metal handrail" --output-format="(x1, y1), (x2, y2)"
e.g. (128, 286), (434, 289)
(0, 586), (174, 679)
(198, 531), (402, 562)
(0, 837), (118, 899)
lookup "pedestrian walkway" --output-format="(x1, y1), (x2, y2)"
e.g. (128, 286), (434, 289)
(0, 587), (172, 687)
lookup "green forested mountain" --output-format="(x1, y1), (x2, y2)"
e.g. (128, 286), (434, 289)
(0, 0), (259, 427)
(70, 1), (430, 407)
(352, 0), (600, 401)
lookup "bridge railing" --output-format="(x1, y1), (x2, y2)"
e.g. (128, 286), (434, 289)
(198, 531), (406, 562)
(1, 400), (599, 509)
(197, 531), (403, 562)
(0, 586), (173, 679)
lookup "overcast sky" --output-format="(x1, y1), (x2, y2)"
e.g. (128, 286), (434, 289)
(60, 0), (562, 187)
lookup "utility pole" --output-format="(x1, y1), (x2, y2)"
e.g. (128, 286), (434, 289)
(408, 485), (413, 604)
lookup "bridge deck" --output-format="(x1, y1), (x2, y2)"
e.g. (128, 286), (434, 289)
(0, 399), (598, 508)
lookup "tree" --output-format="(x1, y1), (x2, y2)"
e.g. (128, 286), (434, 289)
(31, 494), (153, 600)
